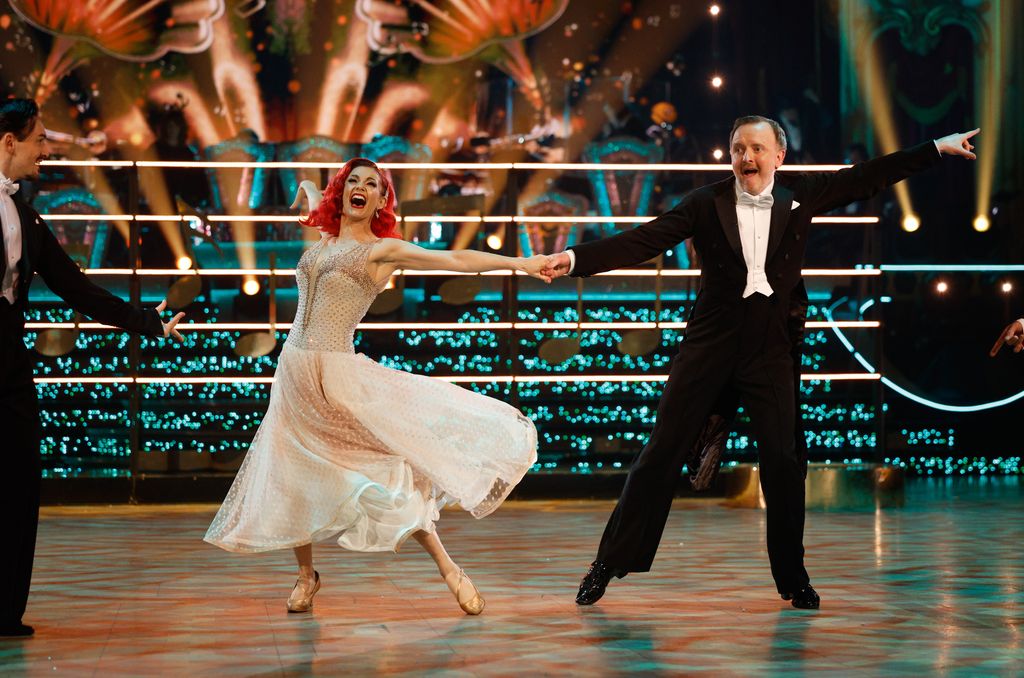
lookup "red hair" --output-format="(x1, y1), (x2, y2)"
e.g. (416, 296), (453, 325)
(300, 157), (402, 239)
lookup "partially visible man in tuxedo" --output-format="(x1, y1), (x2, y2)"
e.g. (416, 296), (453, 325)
(543, 115), (978, 609)
(0, 98), (184, 637)
(990, 318), (1024, 355)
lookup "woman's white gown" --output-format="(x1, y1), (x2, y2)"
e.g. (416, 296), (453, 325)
(205, 237), (538, 553)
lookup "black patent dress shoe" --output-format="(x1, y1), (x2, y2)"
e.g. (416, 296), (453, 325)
(576, 560), (623, 605)
(781, 585), (820, 609)
(0, 623), (34, 637)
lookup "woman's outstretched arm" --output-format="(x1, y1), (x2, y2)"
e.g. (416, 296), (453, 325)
(373, 239), (552, 282)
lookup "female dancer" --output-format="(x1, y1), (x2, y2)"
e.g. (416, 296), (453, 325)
(206, 158), (546, 615)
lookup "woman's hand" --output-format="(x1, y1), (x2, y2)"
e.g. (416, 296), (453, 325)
(156, 299), (185, 342)
(521, 254), (553, 283)
(291, 180), (323, 213)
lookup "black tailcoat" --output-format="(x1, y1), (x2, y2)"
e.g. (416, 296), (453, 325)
(568, 142), (940, 590)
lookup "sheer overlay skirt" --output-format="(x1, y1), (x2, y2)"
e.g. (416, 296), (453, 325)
(205, 344), (537, 553)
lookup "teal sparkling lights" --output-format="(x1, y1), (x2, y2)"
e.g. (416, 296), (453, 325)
(30, 290), (1016, 477)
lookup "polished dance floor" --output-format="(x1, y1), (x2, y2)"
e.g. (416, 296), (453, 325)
(3, 478), (1021, 676)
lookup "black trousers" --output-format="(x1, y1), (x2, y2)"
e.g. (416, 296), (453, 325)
(596, 294), (809, 593)
(0, 369), (41, 627)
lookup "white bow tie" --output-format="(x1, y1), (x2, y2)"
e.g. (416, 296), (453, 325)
(0, 177), (19, 196)
(737, 192), (773, 209)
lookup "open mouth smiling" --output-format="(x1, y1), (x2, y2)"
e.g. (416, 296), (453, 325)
(350, 194), (367, 208)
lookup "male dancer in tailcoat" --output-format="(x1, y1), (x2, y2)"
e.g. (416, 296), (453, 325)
(0, 98), (183, 637)
(544, 115), (979, 609)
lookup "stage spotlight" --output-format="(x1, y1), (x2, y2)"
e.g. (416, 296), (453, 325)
(176, 256), (192, 271)
(709, 4), (721, 16)
(712, 148), (723, 160)
(1001, 281), (1013, 294)
(901, 214), (920, 232)
(851, 30), (918, 232)
(711, 75), (723, 89)
(973, 215), (990, 232)
(242, 279), (261, 296)
(935, 280), (949, 295)
(486, 229), (504, 250)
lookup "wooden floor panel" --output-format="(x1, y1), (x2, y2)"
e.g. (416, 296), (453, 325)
(2, 478), (1021, 676)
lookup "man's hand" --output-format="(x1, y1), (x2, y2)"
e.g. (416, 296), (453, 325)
(990, 319), (1024, 357)
(156, 299), (186, 342)
(521, 254), (553, 283)
(935, 128), (979, 159)
(541, 252), (572, 280)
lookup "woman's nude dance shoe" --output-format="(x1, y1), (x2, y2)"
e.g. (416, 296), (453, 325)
(444, 568), (485, 615)
(287, 570), (321, 613)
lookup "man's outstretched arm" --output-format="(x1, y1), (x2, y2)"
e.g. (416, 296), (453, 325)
(806, 129), (979, 214)
(543, 192), (698, 280)
(32, 216), (184, 341)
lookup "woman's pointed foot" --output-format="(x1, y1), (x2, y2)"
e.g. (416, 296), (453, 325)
(443, 567), (485, 615)
(287, 570), (321, 613)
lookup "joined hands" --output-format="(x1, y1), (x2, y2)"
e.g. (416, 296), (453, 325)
(539, 252), (572, 281)
(521, 253), (573, 283)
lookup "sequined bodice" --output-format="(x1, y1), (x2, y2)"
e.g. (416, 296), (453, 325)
(287, 238), (384, 353)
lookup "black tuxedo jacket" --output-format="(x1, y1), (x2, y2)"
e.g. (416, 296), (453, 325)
(570, 142), (941, 347)
(0, 194), (162, 393)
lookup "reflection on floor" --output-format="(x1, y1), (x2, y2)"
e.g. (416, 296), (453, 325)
(2, 477), (1021, 675)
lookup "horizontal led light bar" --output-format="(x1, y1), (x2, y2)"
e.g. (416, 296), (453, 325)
(513, 162), (852, 172)
(511, 321), (879, 330)
(79, 267), (882, 277)
(25, 320), (879, 332)
(41, 214), (135, 221)
(39, 160), (134, 168)
(34, 377), (135, 384)
(40, 160), (852, 171)
(135, 376), (277, 384)
(89, 268), (296, 276)
(131, 161), (518, 170)
(40, 213), (877, 225)
(403, 215), (500, 223)
(879, 264), (1024, 272)
(33, 372), (879, 385)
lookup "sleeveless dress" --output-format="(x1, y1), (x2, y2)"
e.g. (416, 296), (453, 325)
(205, 237), (538, 553)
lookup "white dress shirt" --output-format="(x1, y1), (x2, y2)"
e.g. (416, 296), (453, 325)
(0, 172), (22, 304)
(735, 179), (775, 298)
(563, 180), (777, 298)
